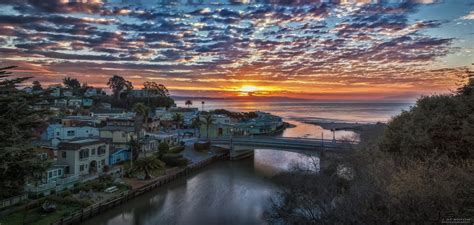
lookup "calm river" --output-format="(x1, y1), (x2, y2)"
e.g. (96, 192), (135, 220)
(85, 150), (317, 225)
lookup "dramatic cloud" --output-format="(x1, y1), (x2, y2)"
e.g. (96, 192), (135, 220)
(0, 0), (472, 100)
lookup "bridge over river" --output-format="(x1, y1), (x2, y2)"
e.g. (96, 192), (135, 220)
(202, 137), (357, 158)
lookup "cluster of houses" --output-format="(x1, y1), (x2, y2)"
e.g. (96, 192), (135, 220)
(200, 111), (285, 138)
(27, 106), (195, 197)
(22, 85), (284, 197)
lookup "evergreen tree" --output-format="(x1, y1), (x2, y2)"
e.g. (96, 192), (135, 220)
(0, 66), (50, 198)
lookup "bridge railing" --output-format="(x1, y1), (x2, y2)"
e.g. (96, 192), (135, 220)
(200, 136), (359, 145)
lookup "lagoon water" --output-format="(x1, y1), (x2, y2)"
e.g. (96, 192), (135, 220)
(85, 150), (317, 225)
(87, 101), (410, 225)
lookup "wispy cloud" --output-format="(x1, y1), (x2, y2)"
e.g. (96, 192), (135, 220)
(0, 0), (472, 100)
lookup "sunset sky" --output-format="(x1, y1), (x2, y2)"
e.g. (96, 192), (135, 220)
(0, 0), (473, 101)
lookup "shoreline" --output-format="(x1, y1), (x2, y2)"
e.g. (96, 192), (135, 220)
(296, 119), (381, 132)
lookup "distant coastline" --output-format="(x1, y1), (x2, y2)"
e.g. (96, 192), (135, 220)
(295, 118), (380, 133)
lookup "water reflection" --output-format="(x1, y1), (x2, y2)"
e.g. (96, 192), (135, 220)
(254, 149), (319, 176)
(281, 119), (356, 140)
(85, 150), (318, 225)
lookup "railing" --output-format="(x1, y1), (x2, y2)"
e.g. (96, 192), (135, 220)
(203, 137), (357, 151)
(50, 153), (229, 225)
(0, 194), (28, 209)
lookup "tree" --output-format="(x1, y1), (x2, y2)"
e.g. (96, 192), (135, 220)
(32, 80), (42, 92)
(0, 66), (50, 198)
(191, 116), (202, 138)
(185, 100), (192, 108)
(132, 103), (150, 132)
(128, 136), (141, 161)
(132, 156), (164, 180)
(63, 77), (81, 90)
(380, 79), (474, 160)
(79, 82), (92, 96)
(202, 114), (213, 139)
(266, 77), (474, 224)
(173, 113), (184, 140)
(143, 81), (169, 97)
(107, 75), (133, 100)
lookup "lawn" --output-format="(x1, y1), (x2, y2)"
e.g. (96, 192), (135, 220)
(0, 203), (80, 225)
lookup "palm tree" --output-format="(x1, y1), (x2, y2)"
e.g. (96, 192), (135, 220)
(132, 157), (164, 180)
(132, 103), (150, 133)
(185, 100), (193, 108)
(173, 113), (184, 140)
(128, 136), (141, 172)
(191, 116), (202, 138)
(202, 113), (214, 139)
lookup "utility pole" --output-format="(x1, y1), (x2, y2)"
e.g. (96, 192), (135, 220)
(332, 128), (336, 143)
(321, 132), (324, 148)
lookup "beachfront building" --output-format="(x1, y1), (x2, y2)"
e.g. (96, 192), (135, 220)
(200, 114), (235, 138)
(57, 139), (110, 177)
(199, 112), (284, 138)
(237, 112), (284, 135)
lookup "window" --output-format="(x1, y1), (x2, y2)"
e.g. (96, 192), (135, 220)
(58, 170), (62, 176)
(98, 146), (106, 155)
(53, 170), (57, 176)
(79, 165), (84, 171)
(48, 171), (53, 178)
(79, 149), (89, 159)
(62, 151), (66, 158)
(56, 132), (60, 136)
(39, 153), (47, 160)
(67, 130), (75, 137)
(101, 159), (105, 166)
(91, 148), (96, 155)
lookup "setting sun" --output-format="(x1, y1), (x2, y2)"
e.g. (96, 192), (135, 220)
(239, 85), (258, 93)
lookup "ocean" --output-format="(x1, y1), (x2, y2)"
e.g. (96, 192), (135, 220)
(175, 99), (413, 139)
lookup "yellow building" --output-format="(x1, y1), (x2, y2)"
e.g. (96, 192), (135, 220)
(99, 126), (140, 149)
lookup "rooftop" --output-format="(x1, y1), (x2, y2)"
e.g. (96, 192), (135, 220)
(100, 126), (136, 132)
(58, 138), (105, 150)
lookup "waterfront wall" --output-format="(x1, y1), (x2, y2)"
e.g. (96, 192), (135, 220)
(50, 153), (229, 225)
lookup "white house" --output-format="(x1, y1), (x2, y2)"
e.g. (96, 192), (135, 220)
(57, 139), (110, 177)
(42, 124), (100, 147)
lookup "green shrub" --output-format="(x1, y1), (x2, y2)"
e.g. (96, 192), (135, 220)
(47, 195), (93, 207)
(162, 153), (189, 167)
(61, 190), (72, 197)
(158, 142), (170, 158)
